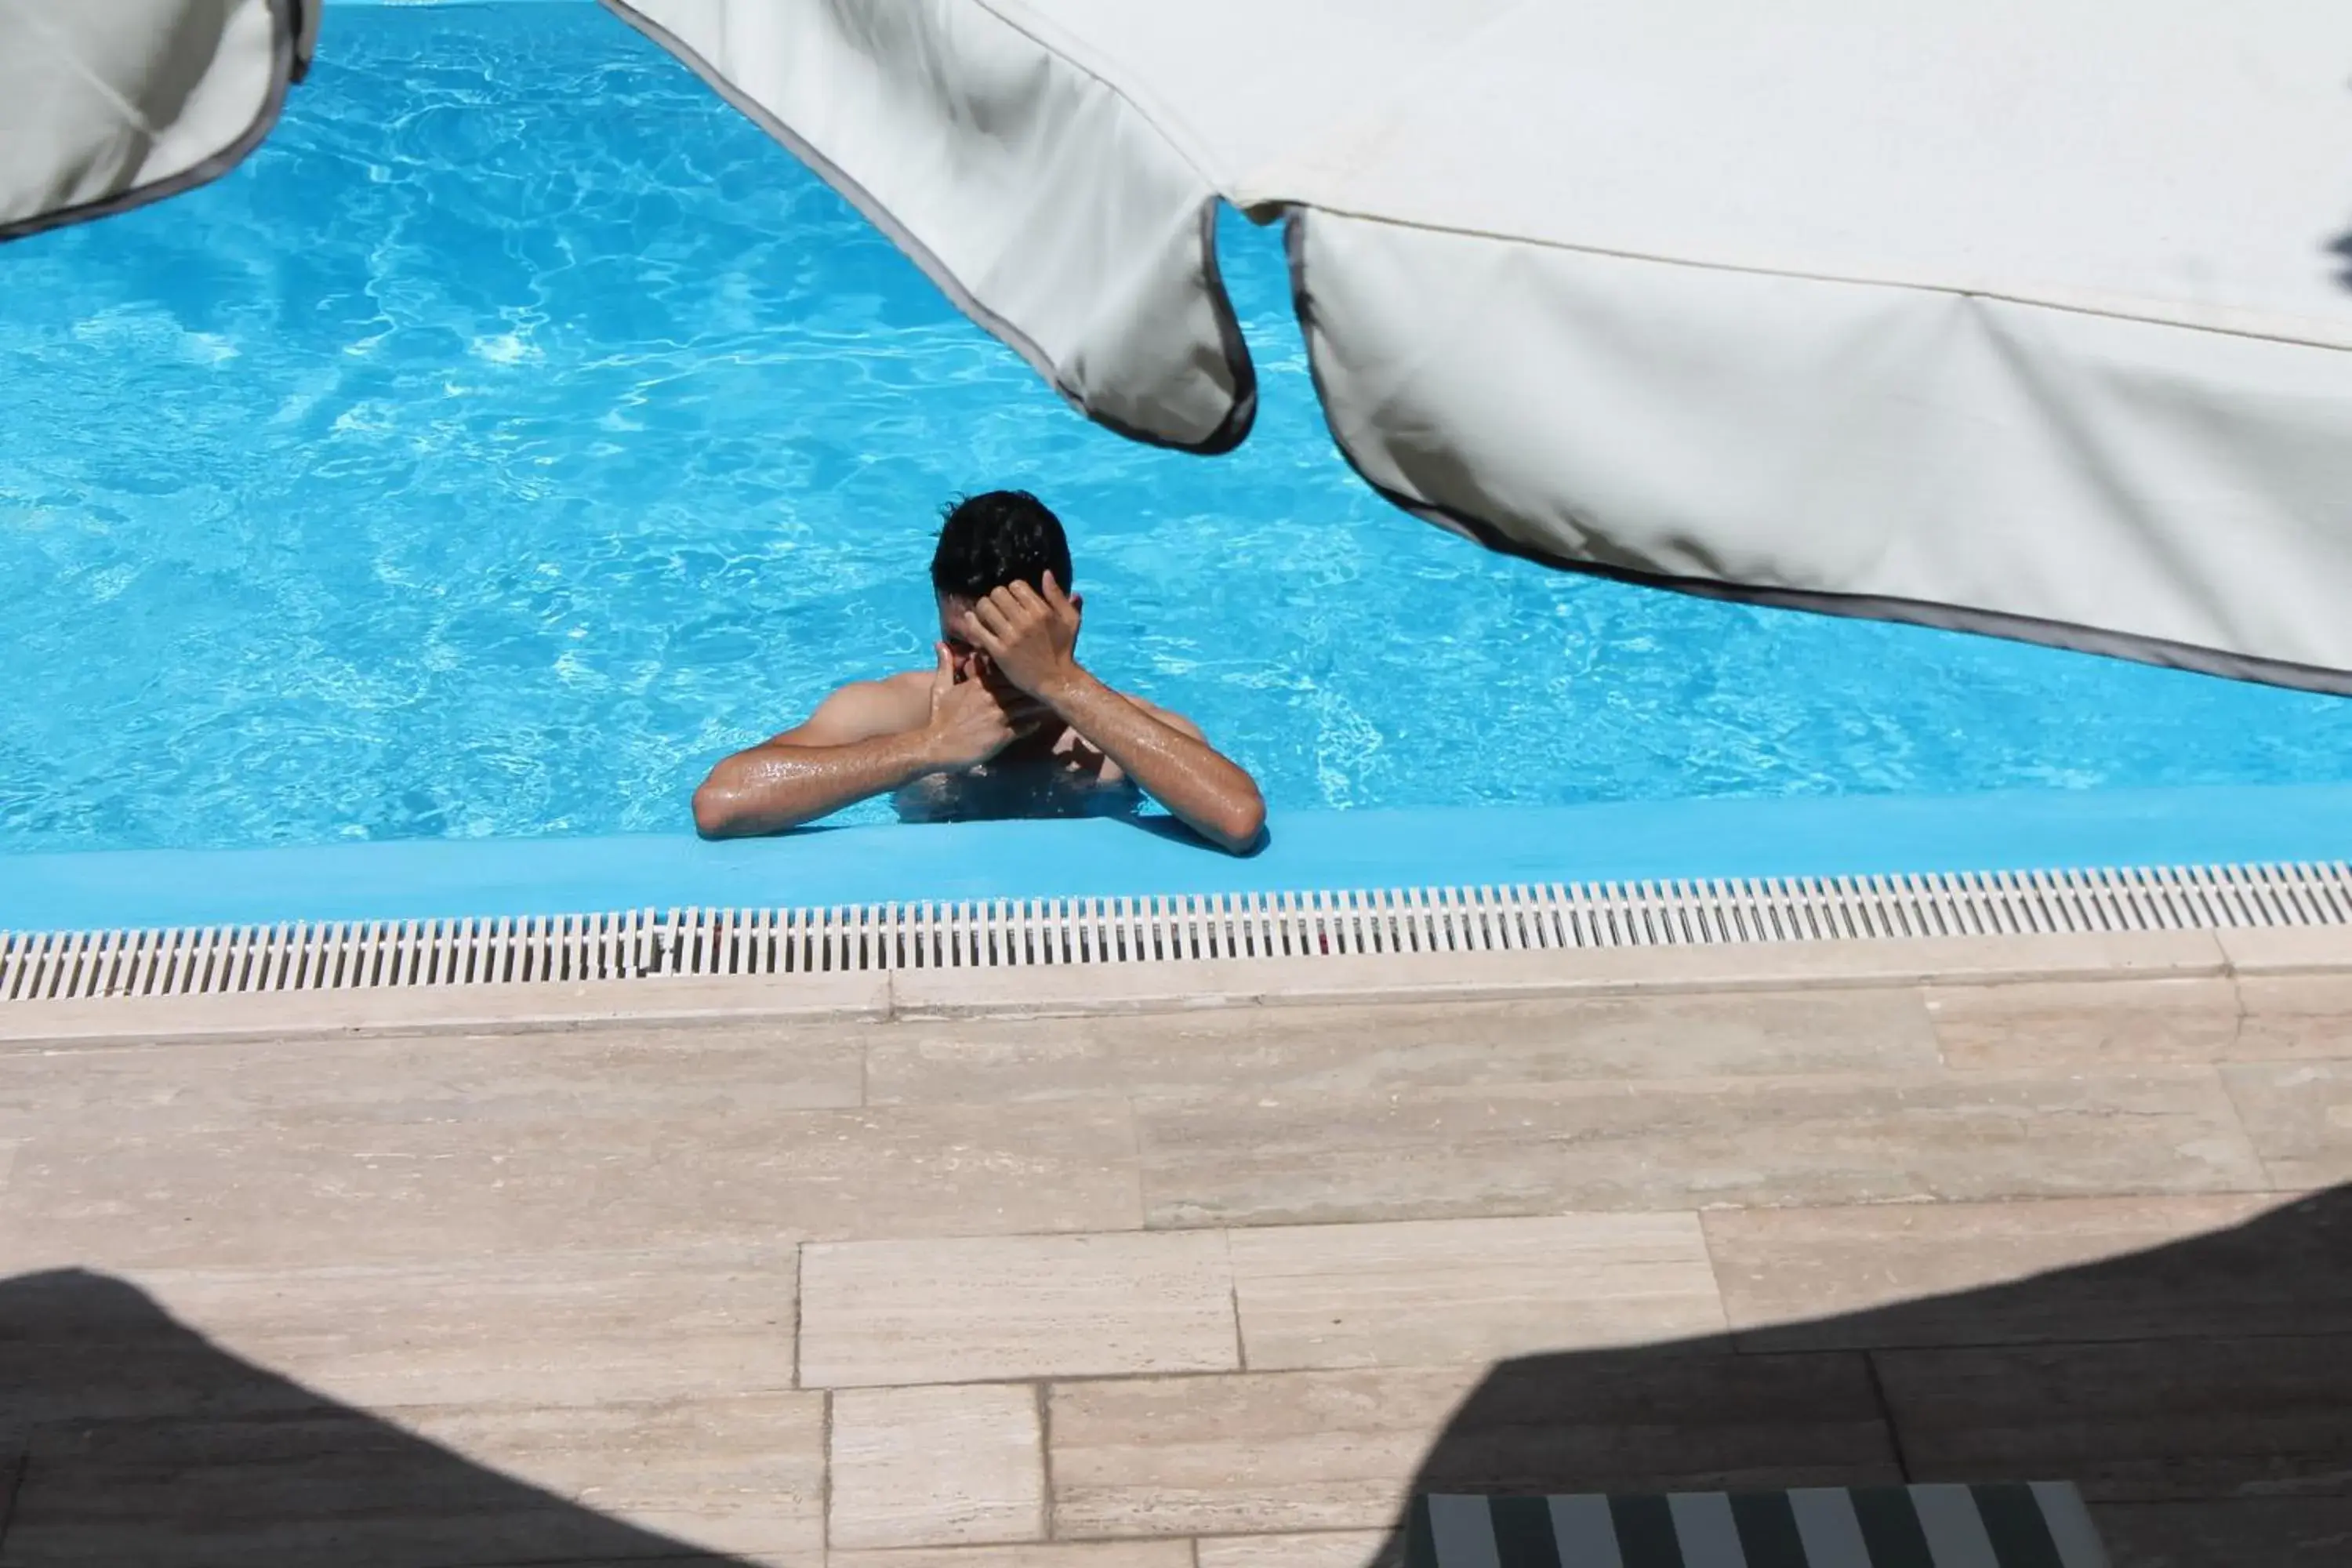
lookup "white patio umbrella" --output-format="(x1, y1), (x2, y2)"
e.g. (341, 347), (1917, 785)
(0, 0), (315, 241)
(605, 0), (2352, 693)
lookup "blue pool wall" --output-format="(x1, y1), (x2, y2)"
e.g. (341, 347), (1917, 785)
(7, 785), (2352, 931)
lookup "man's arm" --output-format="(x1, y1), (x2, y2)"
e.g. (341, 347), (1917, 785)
(956, 576), (1266, 855)
(1050, 678), (1268, 852)
(691, 648), (1042, 839)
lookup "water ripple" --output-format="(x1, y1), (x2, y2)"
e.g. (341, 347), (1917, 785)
(2, 2), (2348, 854)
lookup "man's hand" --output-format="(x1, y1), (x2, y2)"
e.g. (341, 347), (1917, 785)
(921, 641), (1045, 771)
(956, 573), (1083, 702)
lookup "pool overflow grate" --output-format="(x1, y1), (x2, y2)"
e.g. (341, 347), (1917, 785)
(5, 862), (2350, 1004)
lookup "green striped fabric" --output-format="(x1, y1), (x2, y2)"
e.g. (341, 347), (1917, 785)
(1409, 1483), (2109, 1567)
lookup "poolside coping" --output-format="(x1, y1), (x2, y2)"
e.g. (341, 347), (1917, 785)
(9, 924), (2344, 1048)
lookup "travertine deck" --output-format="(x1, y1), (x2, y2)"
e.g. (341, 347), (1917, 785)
(0, 937), (2347, 1566)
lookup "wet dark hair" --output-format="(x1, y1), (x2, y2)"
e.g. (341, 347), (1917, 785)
(930, 490), (1073, 601)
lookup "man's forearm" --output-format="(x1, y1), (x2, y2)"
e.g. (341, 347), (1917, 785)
(1044, 671), (1265, 852)
(693, 732), (938, 839)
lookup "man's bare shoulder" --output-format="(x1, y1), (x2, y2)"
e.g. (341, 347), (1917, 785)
(771, 671), (931, 746)
(873, 670), (935, 701)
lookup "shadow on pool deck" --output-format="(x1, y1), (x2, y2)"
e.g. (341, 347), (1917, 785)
(1368, 1184), (2352, 1568)
(0, 1190), (2347, 1565)
(0, 1269), (728, 1566)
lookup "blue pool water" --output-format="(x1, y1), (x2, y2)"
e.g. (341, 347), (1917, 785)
(3, 1), (2350, 864)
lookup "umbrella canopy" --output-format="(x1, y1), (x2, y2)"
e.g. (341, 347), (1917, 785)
(0, 0), (314, 242)
(607, 0), (2352, 691)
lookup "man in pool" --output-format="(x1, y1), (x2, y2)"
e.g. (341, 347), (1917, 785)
(692, 491), (1266, 853)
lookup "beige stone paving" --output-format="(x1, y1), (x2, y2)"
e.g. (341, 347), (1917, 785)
(2090, 1499), (2352, 1568)
(3, 1393), (828, 1564)
(1194, 1533), (1396, 1568)
(0, 1026), (868, 1129)
(1871, 1333), (2352, 1503)
(864, 989), (1947, 1104)
(1134, 1065), (2267, 1227)
(2235, 974), (2352, 1059)
(829, 1385), (1046, 1551)
(1227, 1212), (1724, 1370)
(0, 967), (2342, 1566)
(1045, 1367), (1493, 1539)
(1923, 977), (2246, 1068)
(1700, 1195), (2325, 1346)
(800, 1231), (1237, 1388)
(0, 1246), (799, 1414)
(826, 1548), (1189, 1568)
(2221, 1060), (2352, 1187)
(0, 1097), (1144, 1269)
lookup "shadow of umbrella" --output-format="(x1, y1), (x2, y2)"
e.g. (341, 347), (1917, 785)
(1362, 1186), (2352, 1566)
(0, 1268), (751, 1566)
(5, 1193), (2349, 1565)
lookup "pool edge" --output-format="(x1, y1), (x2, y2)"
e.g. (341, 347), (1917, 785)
(0, 927), (2265, 1048)
(8, 881), (2350, 1049)
(9, 784), (2352, 933)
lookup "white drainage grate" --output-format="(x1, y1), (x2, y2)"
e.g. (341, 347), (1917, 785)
(5, 862), (2350, 1004)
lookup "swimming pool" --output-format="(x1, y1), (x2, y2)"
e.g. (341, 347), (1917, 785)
(4, 1), (2350, 923)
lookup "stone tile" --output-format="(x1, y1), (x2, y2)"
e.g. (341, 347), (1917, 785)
(2216, 924), (2352, 976)
(4, 1393), (826, 1566)
(1195, 1531), (1398, 1568)
(1229, 1213), (1725, 1371)
(830, 1385), (1046, 1551)
(827, 1547), (1194, 1567)
(0, 1023), (866, 1138)
(801, 1230), (1236, 1388)
(1047, 1356), (1892, 1538)
(1137, 1069), (2267, 1227)
(1706, 1193), (2352, 1348)
(2234, 974), (2352, 1061)
(1875, 1335), (2352, 1502)
(1681, 930), (2227, 986)
(1925, 978), (2242, 1068)
(2091, 1497), (2352, 1568)
(0, 1098), (1142, 1269)
(868, 990), (1940, 1105)
(1047, 1367), (1473, 1538)
(888, 931), (2226, 1020)
(0, 1247), (797, 1419)
(413, 1396), (825, 1557)
(2220, 1062), (2352, 1188)
(0, 972), (893, 1049)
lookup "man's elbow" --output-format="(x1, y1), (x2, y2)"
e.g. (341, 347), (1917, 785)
(1207, 790), (1267, 855)
(691, 778), (746, 840)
